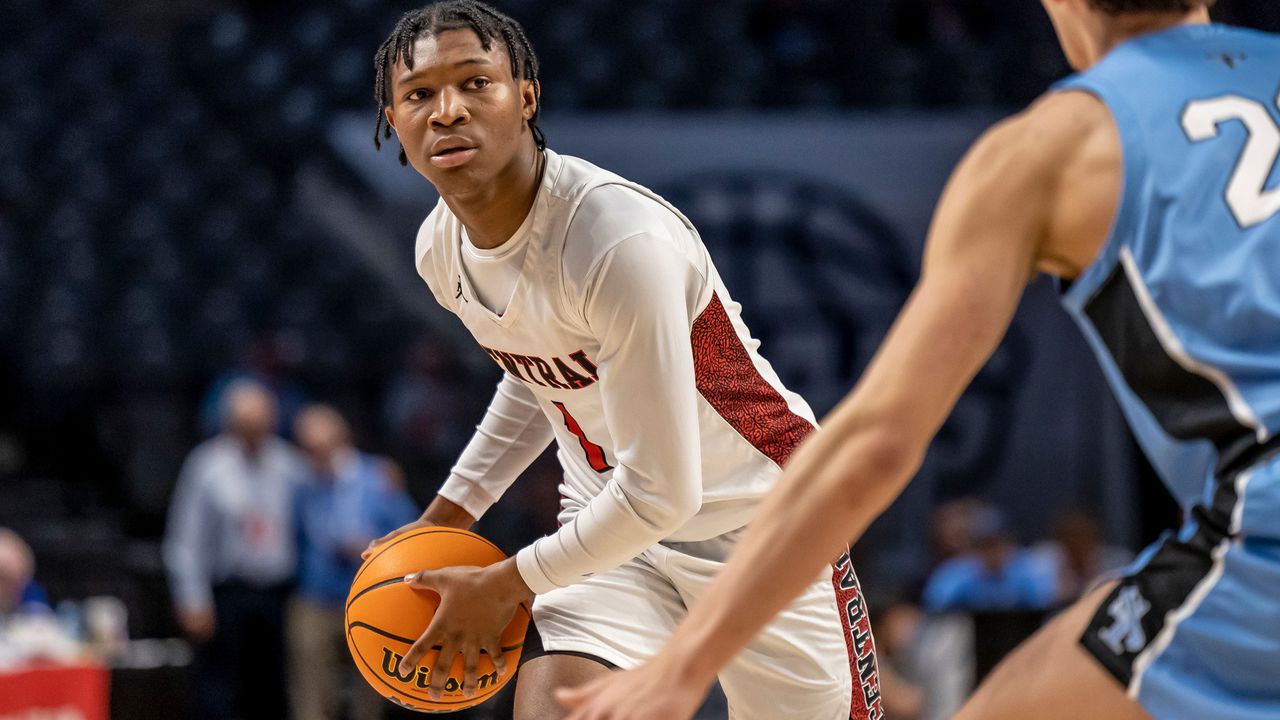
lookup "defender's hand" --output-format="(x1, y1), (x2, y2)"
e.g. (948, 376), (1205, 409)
(362, 496), (476, 560)
(399, 557), (532, 699)
(557, 655), (714, 720)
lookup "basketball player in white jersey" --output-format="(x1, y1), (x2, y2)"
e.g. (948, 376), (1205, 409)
(362, 3), (880, 719)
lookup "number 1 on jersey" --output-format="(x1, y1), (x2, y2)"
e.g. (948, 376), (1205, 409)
(1181, 90), (1280, 228)
(552, 401), (613, 473)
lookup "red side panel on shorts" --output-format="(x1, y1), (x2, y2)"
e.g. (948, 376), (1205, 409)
(691, 293), (814, 465)
(833, 553), (883, 720)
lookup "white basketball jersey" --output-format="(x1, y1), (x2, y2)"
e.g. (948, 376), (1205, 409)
(415, 150), (818, 594)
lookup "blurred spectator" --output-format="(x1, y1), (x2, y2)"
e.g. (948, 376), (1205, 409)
(871, 597), (979, 720)
(928, 496), (991, 565)
(289, 404), (417, 720)
(1032, 511), (1133, 603)
(0, 529), (48, 616)
(200, 336), (310, 438)
(922, 504), (1056, 613)
(874, 601), (926, 720)
(163, 380), (304, 720)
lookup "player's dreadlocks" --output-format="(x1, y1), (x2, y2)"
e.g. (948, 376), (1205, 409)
(373, 1), (544, 166)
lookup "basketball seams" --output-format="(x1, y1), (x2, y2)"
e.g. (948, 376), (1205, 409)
(347, 621), (526, 654)
(345, 581), (533, 630)
(345, 601), (533, 643)
(345, 576), (410, 612)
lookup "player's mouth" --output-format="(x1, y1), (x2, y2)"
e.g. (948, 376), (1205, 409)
(430, 140), (479, 168)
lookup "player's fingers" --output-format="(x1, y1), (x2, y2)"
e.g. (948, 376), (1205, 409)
(555, 686), (580, 706)
(429, 636), (461, 698)
(401, 606), (451, 677)
(401, 620), (448, 676)
(399, 628), (436, 677)
(481, 636), (507, 677)
(403, 569), (439, 590)
(461, 644), (481, 698)
(362, 519), (428, 559)
(555, 682), (594, 709)
(562, 699), (605, 720)
(361, 530), (395, 559)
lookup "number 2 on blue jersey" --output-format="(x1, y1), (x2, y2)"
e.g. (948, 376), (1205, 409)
(1181, 89), (1280, 227)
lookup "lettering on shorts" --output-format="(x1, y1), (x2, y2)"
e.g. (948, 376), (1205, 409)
(834, 553), (883, 720)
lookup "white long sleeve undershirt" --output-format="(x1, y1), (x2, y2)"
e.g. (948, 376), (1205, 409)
(513, 230), (705, 594)
(432, 185), (709, 595)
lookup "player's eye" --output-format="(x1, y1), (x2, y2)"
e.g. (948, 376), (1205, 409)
(405, 89), (432, 102)
(466, 77), (491, 90)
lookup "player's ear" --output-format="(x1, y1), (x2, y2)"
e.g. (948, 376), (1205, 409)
(520, 79), (539, 123)
(385, 106), (398, 132)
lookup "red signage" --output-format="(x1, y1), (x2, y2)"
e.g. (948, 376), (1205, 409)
(0, 664), (109, 720)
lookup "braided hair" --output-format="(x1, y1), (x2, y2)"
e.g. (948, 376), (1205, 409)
(374, 1), (544, 166)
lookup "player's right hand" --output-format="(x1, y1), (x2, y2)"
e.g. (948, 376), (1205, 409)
(362, 496), (477, 560)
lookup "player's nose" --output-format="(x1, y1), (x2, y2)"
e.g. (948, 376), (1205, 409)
(430, 87), (470, 128)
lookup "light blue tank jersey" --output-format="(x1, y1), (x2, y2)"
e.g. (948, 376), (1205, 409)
(1054, 24), (1280, 512)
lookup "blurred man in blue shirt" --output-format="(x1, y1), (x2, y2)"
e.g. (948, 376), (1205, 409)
(923, 505), (1058, 613)
(164, 380), (304, 720)
(290, 404), (418, 720)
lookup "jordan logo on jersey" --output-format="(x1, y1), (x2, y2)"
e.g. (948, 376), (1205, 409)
(480, 345), (599, 390)
(1099, 586), (1151, 655)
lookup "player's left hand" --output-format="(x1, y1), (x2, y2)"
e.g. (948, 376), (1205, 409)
(556, 655), (714, 720)
(400, 557), (532, 699)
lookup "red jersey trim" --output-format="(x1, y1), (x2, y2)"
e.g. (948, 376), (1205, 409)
(690, 293), (814, 466)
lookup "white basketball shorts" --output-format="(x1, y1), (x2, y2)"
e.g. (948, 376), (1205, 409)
(527, 530), (883, 720)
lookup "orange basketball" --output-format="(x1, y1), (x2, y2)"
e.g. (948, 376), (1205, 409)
(345, 528), (530, 713)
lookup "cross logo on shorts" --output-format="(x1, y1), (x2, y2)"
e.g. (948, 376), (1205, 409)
(1099, 586), (1152, 655)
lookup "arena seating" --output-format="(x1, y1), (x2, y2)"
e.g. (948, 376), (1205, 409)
(8, 0), (1277, 398)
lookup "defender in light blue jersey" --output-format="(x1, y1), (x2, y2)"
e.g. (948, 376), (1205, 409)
(557, 2), (1280, 720)
(1053, 18), (1280, 720)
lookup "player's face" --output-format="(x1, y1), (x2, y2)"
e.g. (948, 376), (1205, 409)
(384, 30), (538, 195)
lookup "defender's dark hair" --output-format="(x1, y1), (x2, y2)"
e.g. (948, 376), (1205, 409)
(373, 1), (544, 165)
(1088, 0), (1216, 14)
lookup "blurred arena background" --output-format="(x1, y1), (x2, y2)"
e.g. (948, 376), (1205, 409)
(2, 1), (1278, 719)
